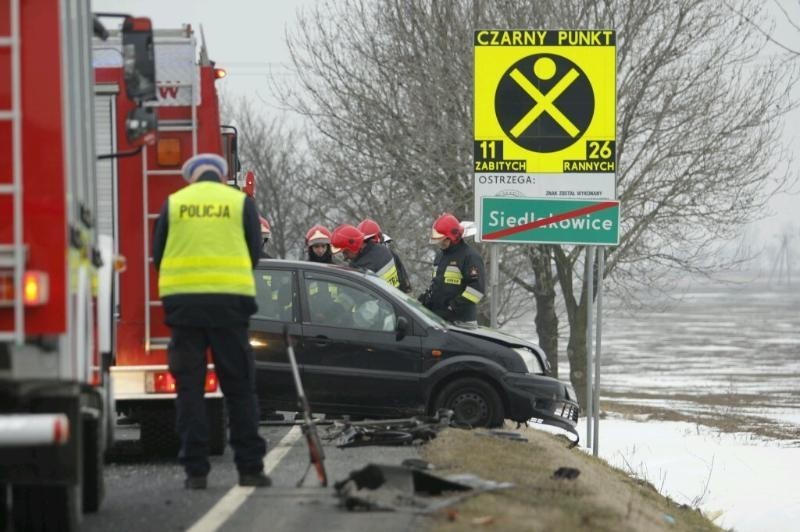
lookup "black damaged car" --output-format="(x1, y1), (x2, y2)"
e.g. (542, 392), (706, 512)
(249, 260), (579, 436)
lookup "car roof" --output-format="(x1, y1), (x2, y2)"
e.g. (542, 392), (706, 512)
(256, 258), (373, 280)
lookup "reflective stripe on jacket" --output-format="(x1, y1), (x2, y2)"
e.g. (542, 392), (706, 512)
(158, 181), (256, 297)
(351, 240), (400, 288)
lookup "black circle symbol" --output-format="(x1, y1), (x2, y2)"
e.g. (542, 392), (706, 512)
(494, 54), (594, 153)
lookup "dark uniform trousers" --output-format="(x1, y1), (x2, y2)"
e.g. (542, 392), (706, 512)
(168, 325), (266, 477)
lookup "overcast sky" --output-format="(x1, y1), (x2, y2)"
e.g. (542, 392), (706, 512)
(92, 0), (799, 256)
(92, 0), (315, 112)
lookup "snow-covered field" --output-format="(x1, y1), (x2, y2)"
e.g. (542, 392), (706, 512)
(580, 417), (800, 532)
(511, 273), (800, 531)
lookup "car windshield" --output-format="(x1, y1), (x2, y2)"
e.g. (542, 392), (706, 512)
(362, 273), (450, 329)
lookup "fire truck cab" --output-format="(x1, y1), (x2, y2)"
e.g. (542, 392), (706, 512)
(0, 1), (155, 529)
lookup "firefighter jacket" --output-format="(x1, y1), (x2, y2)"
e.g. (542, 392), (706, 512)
(307, 247), (333, 263)
(152, 172), (261, 327)
(350, 240), (400, 288)
(389, 247), (412, 293)
(424, 240), (485, 323)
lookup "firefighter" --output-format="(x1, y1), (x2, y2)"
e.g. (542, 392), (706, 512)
(357, 218), (412, 293)
(259, 216), (272, 259)
(419, 213), (485, 326)
(152, 153), (270, 490)
(305, 224), (333, 263)
(330, 224), (400, 288)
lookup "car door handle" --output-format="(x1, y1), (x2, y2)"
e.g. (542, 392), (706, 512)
(312, 335), (331, 347)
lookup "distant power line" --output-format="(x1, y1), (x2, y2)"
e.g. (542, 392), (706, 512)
(223, 72), (298, 78)
(769, 233), (793, 285)
(215, 61), (294, 67)
(213, 60), (299, 78)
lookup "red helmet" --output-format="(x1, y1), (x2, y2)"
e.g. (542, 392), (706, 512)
(430, 213), (463, 243)
(357, 218), (382, 243)
(305, 225), (331, 246)
(259, 216), (271, 238)
(330, 224), (365, 255)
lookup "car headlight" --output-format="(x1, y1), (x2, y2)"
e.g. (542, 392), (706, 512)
(512, 347), (544, 375)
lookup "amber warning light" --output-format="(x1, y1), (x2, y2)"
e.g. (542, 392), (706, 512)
(214, 68), (227, 79)
(0, 271), (49, 306)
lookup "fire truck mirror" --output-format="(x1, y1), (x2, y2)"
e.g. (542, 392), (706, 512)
(231, 136), (242, 174)
(126, 107), (157, 147)
(221, 128), (242, 180)
(122, 17), (156, 103)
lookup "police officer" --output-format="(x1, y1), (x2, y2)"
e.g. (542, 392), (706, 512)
(357, 218), (412, 293)
(330, 224), (400, 288)
(419, 213), (485, 326)
(259, 216), (272, 259)
(305, 224), (333, 263)
(152, 153), (270, 490)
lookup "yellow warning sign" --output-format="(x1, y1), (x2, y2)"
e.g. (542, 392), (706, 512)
(474, 30), (616, 174)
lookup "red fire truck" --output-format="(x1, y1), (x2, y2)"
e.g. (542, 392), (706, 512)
(93, 25), (246, 456)
(0, 1), (155, 529)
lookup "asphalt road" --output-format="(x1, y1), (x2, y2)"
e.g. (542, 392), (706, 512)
(82, 419), (427, 532)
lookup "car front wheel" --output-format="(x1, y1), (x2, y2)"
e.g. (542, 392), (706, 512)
(434, 377), (504, 428)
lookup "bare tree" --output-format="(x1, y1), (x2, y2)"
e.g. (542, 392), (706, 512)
(224, 98), (314, 259)
(283, 0), (798, 408)
(532, 0), (800, 407)
(725, 0), (800, 56)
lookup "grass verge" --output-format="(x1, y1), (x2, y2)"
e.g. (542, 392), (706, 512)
(420, 427), (721, 532)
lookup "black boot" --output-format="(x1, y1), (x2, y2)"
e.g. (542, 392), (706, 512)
(239, 472), (272, 487)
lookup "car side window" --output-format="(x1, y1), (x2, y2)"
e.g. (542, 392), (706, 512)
(254, 269), (294, 321)
(305, 277), (396, 332)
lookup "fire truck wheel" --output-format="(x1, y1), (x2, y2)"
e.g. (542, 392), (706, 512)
(208, 399), (228, 456)
(12, 483), (80, 532)
(82, 415), (105, 513)
(140, 405), (179, 457)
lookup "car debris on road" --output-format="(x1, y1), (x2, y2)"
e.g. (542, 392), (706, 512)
(324, 409), (454, 448)
(334, 463), (513, 513)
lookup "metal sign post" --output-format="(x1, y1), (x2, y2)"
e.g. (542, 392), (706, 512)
(585, 245), (595, 449)
(490, 245), (499, 328)
(593, 246), (605, 456)
(472, 30), (617, 453)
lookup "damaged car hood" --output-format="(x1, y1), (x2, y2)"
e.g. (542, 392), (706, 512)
(449, 326), (542, 353)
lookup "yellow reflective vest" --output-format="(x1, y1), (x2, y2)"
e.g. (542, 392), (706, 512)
(158, 181), (255, 297)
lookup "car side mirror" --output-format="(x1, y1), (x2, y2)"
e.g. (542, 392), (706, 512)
(396, 316), (409, 341)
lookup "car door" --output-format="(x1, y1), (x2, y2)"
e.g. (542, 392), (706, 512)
(249, 266), (300, 410)
(298, 271), (424, 416)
